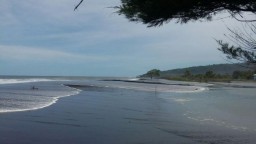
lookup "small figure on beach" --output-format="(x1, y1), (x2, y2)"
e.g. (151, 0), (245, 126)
(31, 86), (39, 90)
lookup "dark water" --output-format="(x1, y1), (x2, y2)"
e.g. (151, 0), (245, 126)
(0, 76), (256, 143)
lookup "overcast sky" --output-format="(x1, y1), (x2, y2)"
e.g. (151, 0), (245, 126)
(0, 0), (242, 76)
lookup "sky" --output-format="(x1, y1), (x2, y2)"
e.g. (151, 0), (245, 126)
(0, 0), (243, 77)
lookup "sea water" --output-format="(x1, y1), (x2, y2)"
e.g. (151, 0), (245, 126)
(1, 76), (256, 132)
(1, 76), (256, 143)
(0, 76), (206, 113)
(0, 76), (81, 113)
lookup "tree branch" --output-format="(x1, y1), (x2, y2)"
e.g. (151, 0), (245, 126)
(74, 0), (84, 11)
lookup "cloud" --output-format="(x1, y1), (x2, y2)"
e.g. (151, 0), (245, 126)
(0, 45), (107, 62)
(0, 0), (246, 76)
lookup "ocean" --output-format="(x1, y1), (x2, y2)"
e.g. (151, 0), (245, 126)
(0, 76), (81, 113)
(0, 76), (256, 143)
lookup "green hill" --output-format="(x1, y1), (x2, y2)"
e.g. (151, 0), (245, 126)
(160, 63), (255, 77)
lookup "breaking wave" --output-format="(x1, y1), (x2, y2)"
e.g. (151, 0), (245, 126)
(0, 79), (80, 113)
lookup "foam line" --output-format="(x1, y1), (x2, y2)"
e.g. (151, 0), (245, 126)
(0, 78), (55, 85)
(0, 84), (81, 113)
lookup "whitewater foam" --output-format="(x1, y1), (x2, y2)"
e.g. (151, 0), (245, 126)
(171, 98), (192, 104)
(0, 82), (81, 113)
(112, 84), (207, 93)
(0, 78), (55, 85)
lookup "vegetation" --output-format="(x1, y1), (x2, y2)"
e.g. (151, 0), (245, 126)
(75, 0), (256, 26)
(74, 1), (256, 66)
(144, 69), (160, 79)
(116, 0), (256, 27)
(117, 0), (256, 66)
(167, 70), (232, 82)
(183, 70), (192, 78)
(160, 63), (253, 77)
(141, 64), (256, 82)
(217, 24), (256, 66)
(232, 70), (256, 80)
(165, 69), (255, 82)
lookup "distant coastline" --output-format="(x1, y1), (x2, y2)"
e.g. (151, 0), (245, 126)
(140, 63), (256, 83)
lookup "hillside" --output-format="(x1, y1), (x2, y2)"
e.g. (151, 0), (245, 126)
(159, 63), (255, 77)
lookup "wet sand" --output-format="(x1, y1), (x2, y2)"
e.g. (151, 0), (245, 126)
(0, 84), (255, 144)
